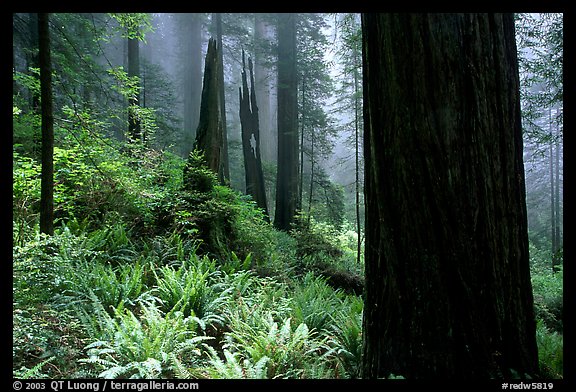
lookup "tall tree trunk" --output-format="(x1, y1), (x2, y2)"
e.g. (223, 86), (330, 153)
(239, 51), (269, 221)
(549, 134), (556, 270)
(28, 13), (41, 155)
(38, 13), (54, 236)
(307, 127), (315, 225)
(254, 14), (276, 164)
(274, 13), (299, 231)
(193, 38), (224, 183)
(182, 13), (203, 158)
(353, 35), (362, 266)
(28, 13), (40, 112)
(214, 13), (230, 182)
(554, 136), (561, 251)
(127, 35), (141, 141)
(361, 13), (538, 378)
(299, 72), (306, 211)
(552, 126), (561, 272)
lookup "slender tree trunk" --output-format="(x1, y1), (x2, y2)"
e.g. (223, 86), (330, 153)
(214, 13), (230, 182)
(552, 120), (561, 272)
(127, 35), (141, 141)
(28, 13), (40, 112)
(239, 51), (270, 221)
(361, 13), (538, 378)
(254, 15), (275, 164)
(182, 13), (203, 158)
(554, 136), (561, 256)
(38, 13), (54, 236)
(274, 13), (299, 231)
(299, 73), (306, 211)
(549, 143), (555, 257)
(307, 128), (315, 225)
(193, 38), (224, 183)
(353, 38), (362, 266)
(28, 13), (41, 155)
(548, 107), (556, 270)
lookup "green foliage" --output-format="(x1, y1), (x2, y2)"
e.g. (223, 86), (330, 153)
(108, 13), (154, 41)
(80, 304), (209, 378)
(183, 149), (218, 194)
(107, 66), (158, 142)
(14, 68), (41, 96)
(13, 356), (55, 379)
(12, 107), (41, 157)
(536, 319), (563, 379)
(13, 233), (74, 306)
(529, 243), (563, 333)
(291, 213), (343, 260)
(291, 273), (342, 332)
(326, 295), (364, 378)
(201, 347), (269, 379)
(13, 150), (41, 246)
(531, 268), (563, 333)
(224, 313), (328, 379)
(13, 231), (92, 378)
(65, 258), (151, 315)
(152, 255), (226, 329)
(516, 13), (563, 142)
(307, 172), (346, 230)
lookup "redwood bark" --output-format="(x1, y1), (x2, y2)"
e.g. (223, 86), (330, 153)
(361, 13), (538, 379)
(274, 13), (299, 231)
(193, 38), (224, 183)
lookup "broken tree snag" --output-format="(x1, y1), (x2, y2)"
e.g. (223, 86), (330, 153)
(193, 38), (224, 183)
(239, 49), (270, 221)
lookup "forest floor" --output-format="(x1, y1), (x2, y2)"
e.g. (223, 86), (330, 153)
(13, 140), (563, 379)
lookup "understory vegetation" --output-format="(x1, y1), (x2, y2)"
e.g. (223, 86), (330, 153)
(13, 129), (563, 379)
(13, 132), (365, 379)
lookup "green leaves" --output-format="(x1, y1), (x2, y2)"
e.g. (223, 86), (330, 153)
(108, 13), (154, 41)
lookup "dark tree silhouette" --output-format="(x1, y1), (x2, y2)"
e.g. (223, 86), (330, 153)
(38, 12), (54, 236)
(274, 13), (299, 231)
(193, 38), (224, 183)
(240, 50), (269, 221)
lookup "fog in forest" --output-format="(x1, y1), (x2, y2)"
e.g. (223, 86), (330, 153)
(72, 12), (560, 247)
(12, 12), (563, 380)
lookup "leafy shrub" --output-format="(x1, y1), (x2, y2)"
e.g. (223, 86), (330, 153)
(291, 213), (343, 260)
(183, 149), (218, 194)
(13, 150), (41, 246)
(531, 266), (563, 333)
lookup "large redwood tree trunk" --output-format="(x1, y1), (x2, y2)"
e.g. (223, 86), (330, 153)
(274, 13), (299, 231)
(361, 13), (539, 379)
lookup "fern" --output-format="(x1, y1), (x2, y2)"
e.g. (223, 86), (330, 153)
(291, 272), (344, 333)
(202, 346), (269, 379)
(13, 356), (55, 379)
(78, 301), (212, 379)
(224, 312), (326, 379)
(152, 256), (226, 330)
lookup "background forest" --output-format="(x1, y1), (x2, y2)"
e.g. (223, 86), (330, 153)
(12, 13), (562, 379)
